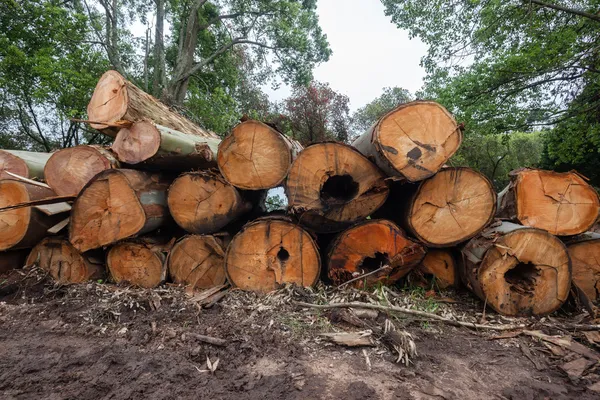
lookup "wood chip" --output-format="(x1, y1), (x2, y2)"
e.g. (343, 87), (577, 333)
(319, 332), (374, 347)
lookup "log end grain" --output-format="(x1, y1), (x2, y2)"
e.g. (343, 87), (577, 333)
(0, 150), (29, 179)
(107, 241), (166, 288)
(87, 70), (128, 130)
(112, 121), (161, 164)
(568, 239), (600, 302)
(167, 235), (227, 289)
(0, 180), (31, 251)
(414, 249), (457, 289)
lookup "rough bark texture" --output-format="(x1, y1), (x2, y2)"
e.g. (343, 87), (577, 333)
(0, 250), (28, 274)
(26, 237), (105, 284)
(286, 142), (389, 233)
(567, 234), (600, 302)
(460, 222), (571, 316)
(352, 101), (462, 182)
(225, 217), (321, 293)
(0, 150), (51, 180)
(327, 219), (426, 287)
(412, 249), (458, 289)
(69, 169), (171, 252)
(106, 239), (169, 288)
(497, 168), (600, 236)
(218, 120), (303, 190)
(44, 145), (120, 196)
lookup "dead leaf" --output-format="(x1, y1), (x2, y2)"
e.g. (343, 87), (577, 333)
(583, 331), (600, 346)
(206, 356), (220, 373)
(588, 381), (600, 393)
(561, 357), (593, 381)
(524, 330), (600, 361)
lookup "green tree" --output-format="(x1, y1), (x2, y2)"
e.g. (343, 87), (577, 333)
(352, 87), (412, 134)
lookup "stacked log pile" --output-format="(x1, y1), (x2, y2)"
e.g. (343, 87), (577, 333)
(1, 70), (599, 318)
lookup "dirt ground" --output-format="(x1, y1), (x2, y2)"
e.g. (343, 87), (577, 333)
(1, 269), (599, 400)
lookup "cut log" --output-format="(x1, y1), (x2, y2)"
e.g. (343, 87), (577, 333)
(44, 145), (120, 196)
(352, 100), (462, 182)
(217, 120), (303, 190)
(0, 150), (51, 179)
(327, 219), (426, 287)
(497, 168), (600, 236)
(69, 169), (171, 252)
(286, 142), (389, 233)
(167, 171), (252, 234)
(87, 70), (218, 139)
(167, 234), (227, 290)
(0, 250), (28, 274)
(26, 237), (104, 284)
(225, 217), (320, 292)
(461, 222), (571, 316)
(106, 239), (168, 288)
(112, 120), (220, 170)
(567, 234), (600, 302)
(0, 180), (64, 251)
(412, 249), (458, 289)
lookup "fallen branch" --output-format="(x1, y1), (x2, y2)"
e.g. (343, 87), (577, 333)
(185, 332), (227, 347)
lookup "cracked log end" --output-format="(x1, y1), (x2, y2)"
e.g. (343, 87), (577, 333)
(107, 240), (167, 288)
(87, 70), (128, 130)
(414, 249), (458, 289)
(225, 217), (320, 293)
(0, 150), (29, 179)
(112, 121), (161, 164)
(568, 239), (600, 302)
(327, 219), (426, 287)
(167, 235), (227, 290)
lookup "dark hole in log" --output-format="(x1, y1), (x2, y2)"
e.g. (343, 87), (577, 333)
(504, 262), (540, 295)
(277, 247), (290, 262)
(359, 252), (389, 273)
(320, 174), (359, 205)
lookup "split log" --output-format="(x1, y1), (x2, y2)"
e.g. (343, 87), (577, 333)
(286, 142), (389, 233)
(69, 169), (171, 252)
(567, 233), (600, 302)
(167, 171), (252, 234)
(225, 217), (320, 292)
(412, 249), (458, 289)
(352, 100), (462, 182)
(26, 237), (104, 284)
(497, 168), (600, 236)
(44, 145), (120, 196)
(167, 234), (227, 290)
(461, 222), (571, 316)
(0, 150), (51, 179)
(327, 219), (426, 287)
(106, 239), (168, 288)
(112, 120), (220, 170)
(0, 250), (28, 274)
(217, 120), (303, 190)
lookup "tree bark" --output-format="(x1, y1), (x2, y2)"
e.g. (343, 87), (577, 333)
(285, 142), (389, 233)
(352, 100), (462, 182)
(460, 221), (571, 316)
(0, 150), (51, 180)
(0, 250), (28, 274)
(152, 0), (166, 96)
(566, 233), (600, 302)
(497, 168), (600, 236)
(412, 249), (459, 289)
(327, 219), (426, 287)
(106, 238), (169, 288)
(218, 120), (303, 190)
(225, 216), (321, 293)
(69, 169), (171, 252)
(44, 145), (120, 196)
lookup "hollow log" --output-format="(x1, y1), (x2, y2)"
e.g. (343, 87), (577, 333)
(69, 169), (171, 252)
(0, 250), (28, 274)
(44, 145), (120, 196)
(112, 120), (221, 170)
(87, 70), (218, 139)
(460, 222), (571, 316)
(286, 142), (389, 233)
(352, 100), (462, 182)
(167, 171), (253, 234)
(218, 120), (303, 190)
(225, 217), (320, 292)
(327, 219), (426, 287)
(167, 234), (227, 290)
(567, 233), (600, 302)
(0, 150), (51, 179)
(497, 168), (600, 236)
(26, 237), (104, 284)
(412, 249), (458, 289)
(0, 180), (64, 251)
(106, 239), (168, 288)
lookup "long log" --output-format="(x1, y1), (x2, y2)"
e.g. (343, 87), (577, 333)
(26, 237), (104, 284)
(352, 100), (462, 182)
(112, 120), (220, 170)
(0, 150), (51, 179)
(327, 219), (426, 287)
(218, 120), (303, 190)
(44, 145), (120, 196)
(497, 168), (600, 236)
(460, 222), (571, 316)
(224, 217), (320, 293)
(566, 233), (600, 302)
(286, 142), (389, 233)
(0, 250), (28, 274)
(69, 169), (171, 252)
(412, 249), (459, 289)
(106, 239), (168, 288)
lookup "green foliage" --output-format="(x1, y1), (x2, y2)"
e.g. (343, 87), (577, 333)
(352, 87), (412, 134)
(264, 193), (286, 212)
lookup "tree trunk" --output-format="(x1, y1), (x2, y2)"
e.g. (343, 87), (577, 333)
(0, 250), (28, 274)
(566, 233), (600, 302)
(218, 120), (303, 190)
(69, 169), (171, 252)
(460, 221), (571, 316)
(152, 0), (166, 96)
(106, 238), (169, 288)
(0, 180), (64, 251)
(497, 168), (600, 236)
(327, 219), (426, 287)
(26, 237), (105, 284)
(87, 70), (217, 138)
(352, 100), (462, 182)
(225, 216), (321, 293)
(412, 249), (458, 289)
(0, 150), (51, 179)
(167, 171), (253, 234)
(44, 145), (120, 196)
(112, 120), (220, 170)
(167, 234), (227, 290)
(285, 142), (389, 233)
